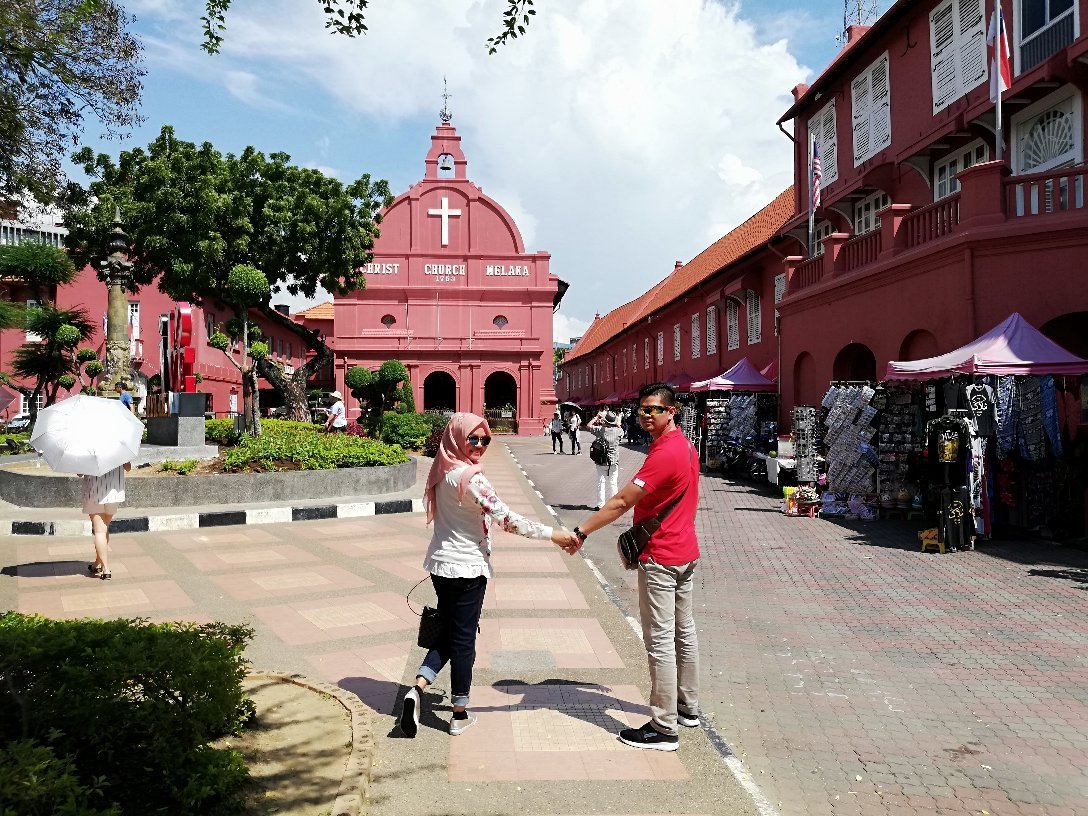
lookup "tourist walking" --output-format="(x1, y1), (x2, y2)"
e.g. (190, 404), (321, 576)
(566, 409), (582, 454)
(586, 410), (623, 510)
(115, 381), (134, 413)
(323, 390), (347, 433)
(568, 383), (701, 751)
(548, 411), (566, 454)
(81, 462), (132, 580)
(400, 413), (579, 738)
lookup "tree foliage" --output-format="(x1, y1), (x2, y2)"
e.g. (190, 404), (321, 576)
(0, 242), (77, 301)
(0, 0), (143, 204)
(62, 126), (393, 420)
(199, 0), (534, 55)
(346, 359), (408, 436)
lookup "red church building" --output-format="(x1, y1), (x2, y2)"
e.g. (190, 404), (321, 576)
(297, 117), (565, 434)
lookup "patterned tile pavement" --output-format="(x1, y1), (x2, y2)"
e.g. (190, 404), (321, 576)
(508, 432), (1088, 816)
(0, 435), (756, 816)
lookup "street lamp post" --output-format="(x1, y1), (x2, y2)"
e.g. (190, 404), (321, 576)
(102, 208), (133, 393)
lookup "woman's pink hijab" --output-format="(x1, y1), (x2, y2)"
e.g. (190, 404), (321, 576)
(424, 413), (491, 524)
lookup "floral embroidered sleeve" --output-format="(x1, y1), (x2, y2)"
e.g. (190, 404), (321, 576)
(466, 473), (553, 539)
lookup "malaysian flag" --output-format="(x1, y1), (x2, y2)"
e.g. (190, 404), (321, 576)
(811, 138), (822, 212)
(987, 4), (1012, 103)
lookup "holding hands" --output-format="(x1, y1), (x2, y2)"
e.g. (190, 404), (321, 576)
(551, 528), (583, 554)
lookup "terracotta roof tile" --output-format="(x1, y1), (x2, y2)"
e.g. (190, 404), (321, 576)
(293, 301), (334, 320)
(565, 188), (796, 363)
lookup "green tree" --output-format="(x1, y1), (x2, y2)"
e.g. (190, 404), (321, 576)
(345, 359), (408, 436)
(0, 241), (78, 303)
(62, 126), (393, 422)
(0, 306), (96, 426)
(199, 0), (535, 55)
(0, 0), (143, 204)
(74, 346), (105, 394)
(207, 264), (270, 435)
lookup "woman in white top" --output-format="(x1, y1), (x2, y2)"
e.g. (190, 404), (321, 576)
(586, 411), (624, 510)
(399, 412), (577, 738)
(81, 462), (131, 580)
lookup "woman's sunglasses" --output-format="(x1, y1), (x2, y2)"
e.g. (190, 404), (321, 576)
(467, 435), (492, 447)
(638, 405), (670, 417)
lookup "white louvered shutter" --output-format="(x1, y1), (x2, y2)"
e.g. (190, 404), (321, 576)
(691, 314), (701, 358)
(746, 291), (761, 345)
(931, 1), (958, 113)
(809, 102), (839, 186)
(644, 338), (650, 369)
(774, 273), (787, 303)
(726, 300), (740, 350)
(852, 69), (872, 166)
(673, 325), (681, 361)
(869, 55), (891, 156)
(657, 332), (664, 364)
(706, 306), (717, 355)
(957, 0), (988, 96)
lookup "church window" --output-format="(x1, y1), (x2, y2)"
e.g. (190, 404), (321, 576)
(1012, 86), (1081, 176)
(381, 314), (396, 328)
(493, 315), (509, 328)
(934, 140), (989, 200)
(746, 291), (762, 345)
(854, 191), (890, 235)
(726, 300), (740, 350)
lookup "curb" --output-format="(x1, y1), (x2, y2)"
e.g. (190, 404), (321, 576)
(3, 498), (424, 537)
(247, 671), (374, 816)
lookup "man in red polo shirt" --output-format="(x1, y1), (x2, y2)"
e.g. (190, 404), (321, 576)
(570, 382), (700, 751)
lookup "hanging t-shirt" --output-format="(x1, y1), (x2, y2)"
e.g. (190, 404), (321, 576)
(965, 383), (997, 437)
(928, 419), (970, 487)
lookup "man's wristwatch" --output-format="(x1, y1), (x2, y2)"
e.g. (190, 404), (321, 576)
(573, 527), (588, 542)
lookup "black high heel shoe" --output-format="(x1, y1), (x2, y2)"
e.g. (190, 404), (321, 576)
(88, 564), (103, 575)
(99, 571), (111, 580)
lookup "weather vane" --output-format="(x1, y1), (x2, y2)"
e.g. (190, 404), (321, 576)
(440, 77), (452, 124)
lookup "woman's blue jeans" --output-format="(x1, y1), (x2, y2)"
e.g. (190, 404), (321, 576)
(416, 574), (488, 708)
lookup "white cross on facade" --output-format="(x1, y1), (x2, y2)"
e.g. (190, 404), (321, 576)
(427, 196), (462, 247)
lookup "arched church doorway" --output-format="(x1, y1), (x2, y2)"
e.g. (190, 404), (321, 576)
(898, 329), (940, 361)
(1041, 312), (1088, 358)
(423, 371), (457, 412)
(833, 343), (877, 382)
(793, 351), (817, 406)
(483, 371), (518, 434)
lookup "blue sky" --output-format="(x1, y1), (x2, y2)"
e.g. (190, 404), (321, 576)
(78, 0), (890, 341)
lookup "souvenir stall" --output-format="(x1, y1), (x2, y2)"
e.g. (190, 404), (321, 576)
(665, 372), (701, 445)
(783, 405), (821, 516)
(886, 313), (1088, 544)
(817, 383), (881, 520)
(690, 358), (777, 471)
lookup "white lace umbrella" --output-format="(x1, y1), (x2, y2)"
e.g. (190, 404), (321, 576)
(29, 395), (143, 476)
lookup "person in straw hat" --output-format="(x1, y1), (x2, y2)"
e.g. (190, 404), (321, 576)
(586, 409), (624, 510)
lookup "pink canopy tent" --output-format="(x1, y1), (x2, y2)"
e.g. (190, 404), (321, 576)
(691, 357), (777, 392)
(664, 371), (696, 392)
(885, 313), (1088, 380)
(760, 360), (778, 382)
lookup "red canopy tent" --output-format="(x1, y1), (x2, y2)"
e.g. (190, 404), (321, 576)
(690, 357), (777, 392)
(885, 313), (1088, 379)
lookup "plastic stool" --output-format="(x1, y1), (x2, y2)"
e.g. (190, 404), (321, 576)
(918, 532), (945, 554)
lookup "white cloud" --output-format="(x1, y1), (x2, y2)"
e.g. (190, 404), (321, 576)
(136, 0), (809, 329)
(222, 70), (294, 112)
(553, 312), (591, 346)
(303, 162), (342, 179)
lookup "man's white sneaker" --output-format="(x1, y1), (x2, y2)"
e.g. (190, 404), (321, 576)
(677, 710), (701, 728)
(449, 712), (477, 736)
(399, 687), (420, 738)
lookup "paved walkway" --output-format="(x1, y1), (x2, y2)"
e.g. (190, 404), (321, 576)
(0, 439), (759, 816)
(511, 432), (1088, 816)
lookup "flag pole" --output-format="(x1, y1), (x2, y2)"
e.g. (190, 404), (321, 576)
(993, 2), (1005, 162)
(807, 136), (815, 257)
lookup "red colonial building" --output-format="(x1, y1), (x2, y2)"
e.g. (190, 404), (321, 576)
(296, 118), (564, 434)
(560, 0), (1088, 430)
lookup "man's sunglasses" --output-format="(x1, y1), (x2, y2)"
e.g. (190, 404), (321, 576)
(467, 435), (492, 447)
(638, 405), (671, 417)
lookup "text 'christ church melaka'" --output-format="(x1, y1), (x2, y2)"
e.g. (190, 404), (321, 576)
(300, 119), (566, 435)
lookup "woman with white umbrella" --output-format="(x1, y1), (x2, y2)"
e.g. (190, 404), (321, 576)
(82, 462), (131, 580)
(30, 394), (144, 581)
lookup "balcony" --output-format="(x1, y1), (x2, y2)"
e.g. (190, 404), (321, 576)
(784, 161), (1088, 296)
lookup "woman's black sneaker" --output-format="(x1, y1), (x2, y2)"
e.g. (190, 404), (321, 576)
(618, 722), (679, 751)
(400, 687), (420, 738)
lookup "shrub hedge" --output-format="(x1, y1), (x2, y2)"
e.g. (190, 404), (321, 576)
(0, 613), (253, 815)
(379, 413), (432, 450)
(221, 430), (409, 471)
(0, 740), (120, 816)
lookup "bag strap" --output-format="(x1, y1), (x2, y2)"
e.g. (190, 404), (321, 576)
(406, 575), (429, 617)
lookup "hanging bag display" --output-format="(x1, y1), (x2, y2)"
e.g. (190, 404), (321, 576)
(406, 576), (442, 649)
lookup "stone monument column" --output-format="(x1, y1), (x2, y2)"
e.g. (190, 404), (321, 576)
(102, 211), (133, 392)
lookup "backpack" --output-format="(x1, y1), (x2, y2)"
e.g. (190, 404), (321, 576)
(589, 436), (609, 465)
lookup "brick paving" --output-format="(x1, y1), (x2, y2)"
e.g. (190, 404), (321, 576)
(510, 431), (1088, 816)
(0, 440), (757, 816)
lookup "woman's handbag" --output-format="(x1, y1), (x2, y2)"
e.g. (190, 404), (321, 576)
(407, 576), (442, 649)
